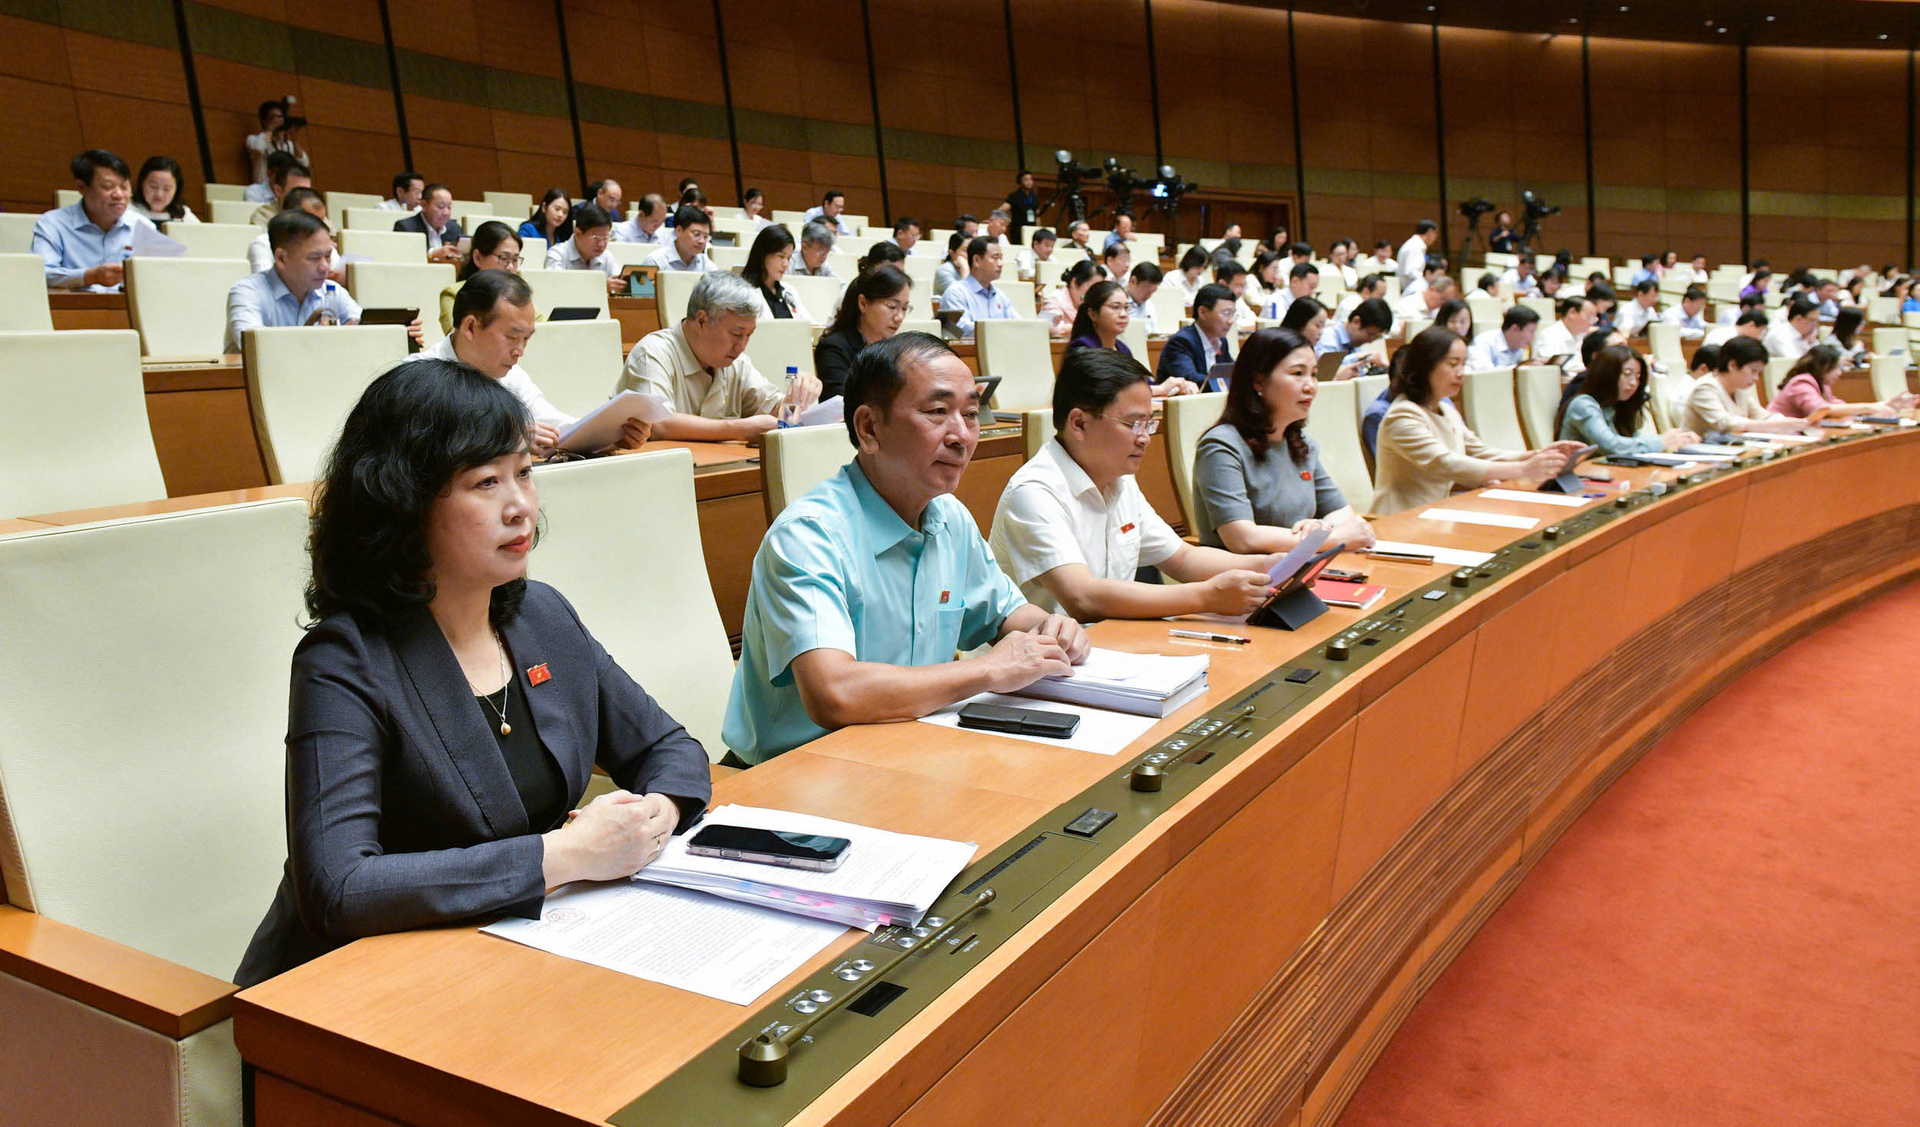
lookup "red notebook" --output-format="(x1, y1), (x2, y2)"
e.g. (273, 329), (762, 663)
(1311, 578), (1387, 610)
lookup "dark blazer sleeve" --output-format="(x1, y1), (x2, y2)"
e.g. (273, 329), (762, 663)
(814, 331), (859, 402)
(393, 214), (421, 235)
(445, 220), (465, 243)
(1157, 326), (1205, 384)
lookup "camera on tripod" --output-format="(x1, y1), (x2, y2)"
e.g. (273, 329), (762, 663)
(1523, 190), (1559, 222)
(1102, 158), (1141, 216)
(1151, 165), (1198, 203)
(1458, 197), (1495, 222)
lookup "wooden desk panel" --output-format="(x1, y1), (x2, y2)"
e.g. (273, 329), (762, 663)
(50, 292), (131, 331)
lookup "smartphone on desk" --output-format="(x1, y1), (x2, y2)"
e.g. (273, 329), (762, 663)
(686, 824), (852, 871)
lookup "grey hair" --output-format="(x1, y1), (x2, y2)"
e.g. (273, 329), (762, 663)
(686, 270), (760, 321)
(989, 207), (1010, 221)
(800, 221), (837, 250)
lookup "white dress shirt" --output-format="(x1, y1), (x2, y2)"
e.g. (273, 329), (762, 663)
(1762, 320), (1813, 360)
(1128, 291), (1159, 335)
(1701, 324), (1743, 347)
(377, 198), (416, 212)
(612, 217), (670, 245)
(247, 230), (340, 276)
(1466, 328), (1528, 372)
(988, 439), (1184, 616)
(1662, 306), (1708, 340)
(1392, 289), (1435, 323)
(1499, 268), (1539, 296)
(1533, 320), (1582, 372)
(1395, 233), (1429, 288)
(1613, 300), (1661, 337)
(546, 237), (617, 276)
(412, 332), (573, 428)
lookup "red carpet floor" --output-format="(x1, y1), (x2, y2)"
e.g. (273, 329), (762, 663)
(1336, 580), (1920, 1126)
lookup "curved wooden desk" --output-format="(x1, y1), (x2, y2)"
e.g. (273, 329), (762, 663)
(233, 428), (1920, 1127)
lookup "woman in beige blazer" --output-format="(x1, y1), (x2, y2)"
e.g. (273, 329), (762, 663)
(1370, 326), (1586, 516)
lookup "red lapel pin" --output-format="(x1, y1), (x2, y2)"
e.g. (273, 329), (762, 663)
(527, 663), (551, 686)
(939, 590), (950, 604)
(1120, 522), (1136, 533)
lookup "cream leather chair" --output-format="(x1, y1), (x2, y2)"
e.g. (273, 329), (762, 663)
(346, 261), (455, 320)
(0, 498), (309, 1127)
(1301, 379), (1373, 514)
(0, 330), (164, 517)
(1001, 281), (1037, 319)
(164, 221), (258, 260)
(761, 421), (858, 522)
(899, 318), (941, 336)
(458, 212), (502, 236)
(709, 245), (748, 273)
(1161, 391), (1225, 528)
(1149, 283), (1187, 333)
(606, 242), (656, 269)
(485, 191), (533, 218)
(785, 275), (843, 325)
(343, 206), (404, 231)
(976, 318), (1055, 412)
(516, 317), (625, 416)
(339, 229), (429, 265)
(1867, 296), (1901, 325)
(1022, 408), (1054, 460)
(522, 267), (611, 319)
(529, 451), (735, 758)
(1645, 369), (1673, 431)
(204, 182), (249, 202)
(1466, 293), (1503, 331)
(0, 212), (43, 253)
(0, 253), (54, 329)
(244, 325), (409, 483)
(208, 199), (258, 225)
(1460, 367), (1529, 452)
(1762, 356), (1793, 402)
(125, 256), (249, 356)
(1515, 364), (1564, 447)
(1647, 321), (1685, 372)
(1484, 252), (1519, 271)
(1120, 317), (1148, 356)
(1869, 355), (1910, 403)
(772, 210), (808, 228)
(1870, 325), (1907, 364)
(520, 235), (548, 263)
(449, 198), (487, 217)
(654, 268), (701, 325)
(743, 318), (816, 384)
(325, 190), (384, 214)
(1036, 259), (1066, 289)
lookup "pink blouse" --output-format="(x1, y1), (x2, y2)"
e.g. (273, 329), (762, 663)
(1767, 372), (1841, 419)
(1039, 289), (1078, 336)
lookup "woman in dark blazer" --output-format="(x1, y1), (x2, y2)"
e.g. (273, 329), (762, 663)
(236, 359), (711, 987)
(813, 263), (912, 401)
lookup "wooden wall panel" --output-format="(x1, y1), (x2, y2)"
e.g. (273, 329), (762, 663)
(872, 0), (1022, 223)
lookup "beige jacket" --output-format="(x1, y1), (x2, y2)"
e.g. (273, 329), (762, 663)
(1370, 397), (1525, 516)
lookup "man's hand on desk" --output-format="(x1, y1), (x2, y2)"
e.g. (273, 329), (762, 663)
(981, 630), (1076, 693)
(1030, 611), (1091, 663)
(1205, 569), (1280, 615)
(83, 263), (124, 288)
(731, 414), (781, 439)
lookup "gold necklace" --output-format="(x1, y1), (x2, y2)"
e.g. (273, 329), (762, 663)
(478, 628), (512, 737)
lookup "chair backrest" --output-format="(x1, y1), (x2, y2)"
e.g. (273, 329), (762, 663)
(709, 245), (748, 272)
(345, 261), (454, 321)
(1036, 259), (1066, 289)
(340, 229), (428, 265)
(0, 253), (53, 330)
(976, 319), (1055, 411)
(521, 267), (611, 319)
(1161, 391), (1226, 528)
(1515, 364), (1564, 447)
(784, 275), (843, 324)
(899, 318), (941, 336)
(760, 422), (859, 524)
(1001, 281), (1036, 319)
(1871, 325), (1908, 363)
(1867, 296), (1901, 324)
(209, 199), (259, 225)
(1022, 408), (1054, 460)
(1460, 366), (1529, 452)
(520, 235), (547, 263)
(125, 255), (249, 356)
(1120, 317), (1148, 356)
(1149, 283), (1187, 333)
(742, 317), (816, 382)
(203, 182), (249, 202)
(344, 206), (405, 230)
(654, 268), (702, 324)
(0, 212), (39, 253)
(163, 220), (257, 260)
(0, 330), (166, 518)
(1352, 373), (1389, 426)
(1645, 368), (1673, 431)
(325, 190), (385, 214)
(605, 242), (655, 269)
(516, 318), (625, 415)
(1762, 356), (1793, 401)
(771, 210), (808, 227)
(530, 451), (735, 759)
(1466, 293), (1503, 330)
(0, 500), (310, 978)
(1869, 355), (1910, 402)
(1300, 379), (1373, 513)
(484, 191), (534, 217)
(1484, 252), (1518, 270)
(1646, 321), (1684, 370)
(244, 325), (410, 483)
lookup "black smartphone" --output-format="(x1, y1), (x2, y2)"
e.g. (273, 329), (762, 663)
(1321, 567), (1369, 583)
(686, 825), (852, 871)
(957, 701), (1081, 739)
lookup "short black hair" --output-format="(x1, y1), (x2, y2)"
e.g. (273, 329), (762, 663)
(280, 186), (323, 213)
(1423, 254), (1447, 274)
(1641, 253), (1658, 266)
(1683, 285), (1707, 302)
(1501, 305), (1541, 331)
(1290, 241), (1313, 258)
(1719, 335), (1768, 370)
(672, 204), (710, 231)
(1415, 219), (1438, 234)
(1634, 279), (1658, 295)
(1690, 343), (1720, 372)
(894, 215), (920, 236)
(1193, 282), (1235, 314)
(822, 189), (844, 204)
(266, 208), (330, 251)
(1053, 346), (1152, 433)
(842, 332), (958, 447)
(271, 159), (311, 187)
(1031, 227), (1056, 246)
(257, 99), (285, 125)
(1351, 297), (1394, 331)
(1356, 272), (1385, 294)
(1214, 260), (1247, 283)
(966, 235), (993, 265)
(1289, 261), (1319, 281)
(1556, 295), (1591, 319)
(1735, 309), (1771, 328)
(306, 359), (533, 627)
(570, 202), (611, 232)
(452, 269), (533, 329)
(1786, 296), (1818, 321)
(1130, 262), (1163, 285)
(392, 171), (422, 195)
(71, 149), (130, 185)
(421, 182), (450, 202)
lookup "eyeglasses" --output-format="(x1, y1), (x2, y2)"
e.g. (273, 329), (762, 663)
(490, 254), (522, 268)
(1099, 414), (1160, 438)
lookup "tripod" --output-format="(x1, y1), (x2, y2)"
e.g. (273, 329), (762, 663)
(1041, 181), (1089, 228)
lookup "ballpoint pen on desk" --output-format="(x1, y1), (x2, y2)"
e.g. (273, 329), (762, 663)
(1169, 628), (1250, 645)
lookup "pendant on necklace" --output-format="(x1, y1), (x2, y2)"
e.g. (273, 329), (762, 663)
(499, 721), (512, 736)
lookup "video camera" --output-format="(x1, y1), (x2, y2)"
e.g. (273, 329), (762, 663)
(1458, 197), (1495, 221)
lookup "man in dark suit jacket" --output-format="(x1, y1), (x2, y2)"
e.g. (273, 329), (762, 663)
(393, 181), (464, 263)
(1157, 282), (1239, 389)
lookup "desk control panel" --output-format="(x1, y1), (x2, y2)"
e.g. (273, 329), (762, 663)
(613, 432), (1854, 1127)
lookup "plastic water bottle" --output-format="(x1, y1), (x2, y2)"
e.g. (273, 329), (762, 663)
(781, 366), (801, 426)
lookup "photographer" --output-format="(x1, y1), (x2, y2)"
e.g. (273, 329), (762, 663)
(246, 98), (308, 197)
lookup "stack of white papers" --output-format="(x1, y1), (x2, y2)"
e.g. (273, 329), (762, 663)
(795, 395), (842, 425)
(1480, 489), (1587, 508)
(637, 805), (976, 931)
(557, 390), (674, 452)
(1419, 508), (1540, 530)
(1369, 539), (1495, 567)
(1012, 646), (1209, 717)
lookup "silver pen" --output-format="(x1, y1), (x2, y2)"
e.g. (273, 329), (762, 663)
(1169, 628), (1250, 645)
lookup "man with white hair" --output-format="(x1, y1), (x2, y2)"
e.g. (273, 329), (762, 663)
(618, 271), (822, 440)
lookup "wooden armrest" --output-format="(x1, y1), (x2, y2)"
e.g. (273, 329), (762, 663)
(0, 905), (235, 1038)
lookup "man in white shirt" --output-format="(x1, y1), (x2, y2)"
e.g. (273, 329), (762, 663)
(802, 190), (855, 236)
(612, 193), (670, 245)
(1336, 272), (1387, 324)
(645, 206), (716, 274)
(1393, 274), (1455, 324)
(884, 216), (921, 254)
(1662, 286), (1710, 339)
(1613, 280), (1662, 337)
(1531, 296), (1595, 373)
(1466, 306), (1540, 371)
(1266, 262), (1320, 320)
(1404, 254), (1446, 298)
(1016, 227), (1055, 280)
(619, 271), (820, 440)
(1125, 263), (1163, 336)
(379, 172), (422, 212)
(1101, 243), (1132, 292)
(1499, 256), (1539, 296)
(421, 271), (569, 452)
(939, 237), (1015, 339)
(793, 222), (839, 278)
(245, 99), (307, 195)
(989, 348), (1282, 619)
(1367, 239), (1395, 271)
(1395, 219), (1438, 288)
(246, 188), (342, 279)
(545, 202), (621, 290)
(1703, 309), (1769, 348)
(248, 155), (311, 226)
(1763, 298), (1819, 360)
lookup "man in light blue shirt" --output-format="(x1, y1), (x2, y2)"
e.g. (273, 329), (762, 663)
(938, 237), (1016, 339)
(723, 332), (1089, 764)
(225, 209), (366, 354)
(1465, 305), (1540, 371)
(33, 150), (153, 292)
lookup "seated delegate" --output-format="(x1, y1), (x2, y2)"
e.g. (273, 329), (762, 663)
(393, 182), (464, 264)
(1371, 326), (1585, 516)
(1157, 282), (1237, 387)
(33, 149), (154, 292)
(618, 271), (821, 440)
(234, 359), (711, 986)
(1556, 344), (1699, 455)
(245, 187), (342, 279)
(1768, 344), (1914, 419)
(741, 223), (814, 323)
(545, 202), (621, 290)
(1191, 327), (1376, 553)
(226, 210), (422, 353)
(814, 264), (912, 402)
(1682, 335), (1810, 436)
(990, 348), (1285, 621)
(440, 221), (527, 333)
(722, 333), (1089, 765)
